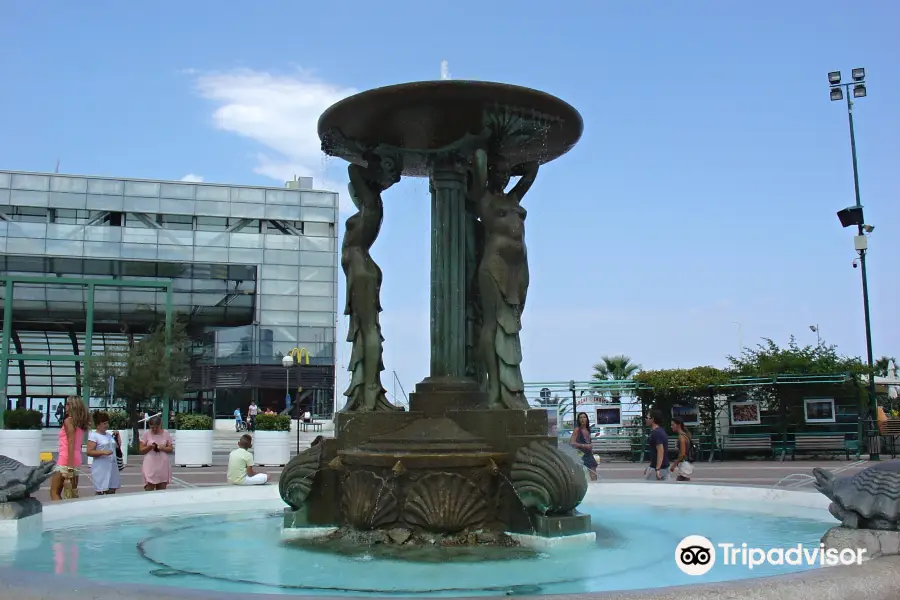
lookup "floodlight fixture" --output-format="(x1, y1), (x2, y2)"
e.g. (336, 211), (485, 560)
(830, 87), (843, 101)
(852, 68), (865, 81)
(862, 224), (874, 233)
(853, 84), (866, 98)
(828, 71), (841, 84)
(837, 206), (864, 228)
(281, 355), (294, 368)
(809, 325), (818, 333)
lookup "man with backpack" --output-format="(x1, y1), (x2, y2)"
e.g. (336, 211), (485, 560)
(670, 417), (697, 481)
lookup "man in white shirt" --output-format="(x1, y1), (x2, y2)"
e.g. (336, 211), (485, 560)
(227, 434), (267, 485)
(248, 401), (258, 431)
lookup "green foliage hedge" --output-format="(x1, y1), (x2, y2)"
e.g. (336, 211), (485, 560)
(254, 414), (291, 432)
(633, 366), (731, 392)
(174, 413), (213, 430)
(3, 408), (43, 430)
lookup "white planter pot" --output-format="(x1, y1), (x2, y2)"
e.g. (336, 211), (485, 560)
(174, 429), (213, 467)
(253, 430), (291, 466)
(0, 430), (43, 466)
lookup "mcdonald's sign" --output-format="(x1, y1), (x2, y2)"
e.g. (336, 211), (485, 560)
(289, 347), (310, 365)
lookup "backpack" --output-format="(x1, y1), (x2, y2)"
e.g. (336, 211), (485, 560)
(685, 435), (700, 463)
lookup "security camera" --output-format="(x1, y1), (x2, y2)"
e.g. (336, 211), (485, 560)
(852, 259), (859, 268)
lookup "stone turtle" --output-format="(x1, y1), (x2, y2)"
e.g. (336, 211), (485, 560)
(0, 455), (56, 503)
(813, 460), (900, 530)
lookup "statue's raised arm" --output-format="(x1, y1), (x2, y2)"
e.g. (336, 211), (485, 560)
(509, 162), (539, 202)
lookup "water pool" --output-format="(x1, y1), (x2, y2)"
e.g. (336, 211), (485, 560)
(2, 502), (833, 597)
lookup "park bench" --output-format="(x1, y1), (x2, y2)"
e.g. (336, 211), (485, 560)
(300, 422), (323, 433)
(790, 433), (858, 460)
(720, 434), (774, 459)
(591, 436), (633, 456)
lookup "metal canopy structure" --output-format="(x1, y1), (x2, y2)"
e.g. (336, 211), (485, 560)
(0, 275), (175, 428)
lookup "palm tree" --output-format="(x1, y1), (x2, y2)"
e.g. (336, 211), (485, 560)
(591, 355), (642, 403)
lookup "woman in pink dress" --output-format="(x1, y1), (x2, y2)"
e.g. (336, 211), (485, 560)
(139, 416), (173, 490)
(49, 396), (90, 501)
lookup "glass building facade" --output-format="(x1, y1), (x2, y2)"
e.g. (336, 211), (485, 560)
(0, 170), (338, 423)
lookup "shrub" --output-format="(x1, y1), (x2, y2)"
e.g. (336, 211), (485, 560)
(4, 408), (43, 430)
(174, 413), (213, 430)
(254, 414), (291, 432)
(107, 409), (130, 430)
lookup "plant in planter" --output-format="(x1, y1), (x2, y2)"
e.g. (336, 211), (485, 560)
(173, 413), (213, 467)
(252, 414), (292, 466)
(1, 408), (44, 466)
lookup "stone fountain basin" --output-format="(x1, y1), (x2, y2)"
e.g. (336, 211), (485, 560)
(2, 484), (899, 600)
(317, 80), (583, 176)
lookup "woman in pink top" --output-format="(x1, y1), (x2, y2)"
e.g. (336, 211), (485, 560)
(139, 416), (173, 490)
(49, 396), (90, 501)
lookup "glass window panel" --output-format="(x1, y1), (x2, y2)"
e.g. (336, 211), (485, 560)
(194, 246), (226, 262)
(0, 172), (9, 187)
(84, 227), (122, 243)
(0, 189), (9, 204)
(87, 179), (124, 195)
(265, 204), (301, 221)
(303, 222), (332, 237)
(11, 174), (50, 191)
(231, 187), (264, 202)
(298, 296), (334, 312)
(46, 223), (85, 240)
(296, 311), (334, 327)
(259, 310), (299, 326)
(157, 245), (191, 261)
(230, 202), (265, 219)
(85, 194), (124, 211)
(123, 196), (160, 213)
(265, 189), (301, 205)
(263, 250), (300, 266)
(195, 200), (229, 217)
(7, 237), (46, 253)
(83, 241), (121, 258)
(229, 232), (263, 249)
(228, 248), (264, 264)
(261, 264), (299, 280)
(45, 239), (84, 256)
(264, 234), (300, 251)
(260, 295), (299, 311)
(121, 243), (158, 259)
(194, 231), (229, 247)
(124, 181), (160, 197)
(10, 189), (49, 207)
(195, 185), (230, 202)
(261, 279), (297, 295)
(297, 281), (333, 297)
(50, 177), (88, 193)
(48, 191), (87, 209)
(196, 216), (228, 231)
(157, 229), (193, 245)
(300, 206), (335, 223)
(122, 228), (158, 244)
(300, 251), (334, 267)
(299, 235), (334, 252)
(8, 222), (47, 238)
(301, 191), (337, 208)
(300, 266), (333, 282)
(159, 214), (193, 230)
(161, 183), (195, 200)
(160, 198), (194, 215)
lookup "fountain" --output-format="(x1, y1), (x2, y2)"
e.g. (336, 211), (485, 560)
(278, 80), (590, 545)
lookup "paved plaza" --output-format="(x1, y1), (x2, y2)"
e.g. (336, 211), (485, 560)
(30, 428), (874, 502)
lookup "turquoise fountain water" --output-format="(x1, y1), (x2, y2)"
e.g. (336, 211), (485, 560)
(3, 502), (831, 596)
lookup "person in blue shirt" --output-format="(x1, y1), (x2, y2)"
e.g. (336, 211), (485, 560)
(644, 409), (670, 481)
(233, 408), (244, 432)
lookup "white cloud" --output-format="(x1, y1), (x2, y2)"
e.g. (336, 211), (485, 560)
(192, 68), (356, 210)
(180, 173), (204, 182)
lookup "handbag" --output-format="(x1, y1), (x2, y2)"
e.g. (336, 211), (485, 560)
(61, 468), (80, 499)
(114, 434), (126, 471)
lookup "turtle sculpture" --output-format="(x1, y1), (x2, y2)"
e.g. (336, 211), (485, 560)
(812, 460), (900, 530)
(0, 455), (56, 503)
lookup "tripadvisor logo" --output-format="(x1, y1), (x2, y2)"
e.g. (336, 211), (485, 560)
(675, 535), (867, 576)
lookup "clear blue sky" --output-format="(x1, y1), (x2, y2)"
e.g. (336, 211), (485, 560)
(2, 1), (898, 396)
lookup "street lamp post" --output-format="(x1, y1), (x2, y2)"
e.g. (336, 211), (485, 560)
(281, 355), (296, 452)
(829, 68), (878, 460)
(809, 324), (821, 346)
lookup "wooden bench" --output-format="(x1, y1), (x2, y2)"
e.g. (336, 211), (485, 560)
(720, 434), (774, 459)
(300, 422), (323, 433)
(591, 436), (633, 456)
(791, 433), (858, 460)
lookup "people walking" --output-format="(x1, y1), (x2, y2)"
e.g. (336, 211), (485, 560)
(669, 417), (694, 482)
(86, 411), (121, 495)
(227, 434), (268, 486)
(139, 416), (173, 491)
(644, 409), (670, 481)
(49, 396), (90, 501)
(569, 412), (599, 481)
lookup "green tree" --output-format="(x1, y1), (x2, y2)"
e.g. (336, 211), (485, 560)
(727, 337), (866, 376)
(83, 321), (191, 439)
(591, 355), (642, 403)
(874, 356), (898, 378)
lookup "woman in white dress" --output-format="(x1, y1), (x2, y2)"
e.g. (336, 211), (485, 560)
(86, 411), (121, 495)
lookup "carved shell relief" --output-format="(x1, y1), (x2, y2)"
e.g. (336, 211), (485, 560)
(510, 441), (588, 515)
(403, 472), (489, 533)
(278, 443), (324, 510)
(341, 470), (400, 530)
